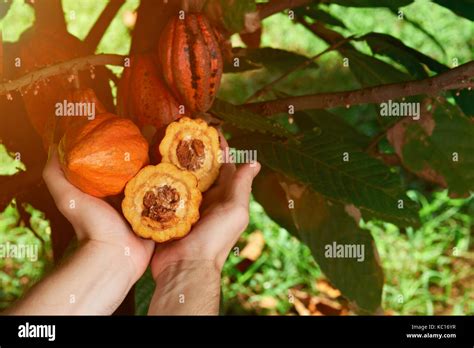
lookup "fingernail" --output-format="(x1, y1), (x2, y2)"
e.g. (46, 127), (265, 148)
(252, 162), (261, 176)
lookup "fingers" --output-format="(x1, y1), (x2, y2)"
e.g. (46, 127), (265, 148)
(227, 162), (261, 210)
(42, 147), (87, 223)
(213, 162), (235, 188)
(215, 133), (236, 186)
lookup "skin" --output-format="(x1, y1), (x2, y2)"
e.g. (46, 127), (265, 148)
(5, 145), (260, 315)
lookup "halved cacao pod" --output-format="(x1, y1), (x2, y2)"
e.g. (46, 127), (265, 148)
(159, 117), (221, 192)
(158, 13), (223, 113)
(58, 113), (149, 197)
(122, 163), (202, 243)
(117, 54), (182, 132)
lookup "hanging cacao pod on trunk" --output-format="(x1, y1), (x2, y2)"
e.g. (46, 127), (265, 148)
(158, 13), (223, 113)
(51, 87), (108, 141)
(18, 26), (112, 150)
(117, 54), (182, 133)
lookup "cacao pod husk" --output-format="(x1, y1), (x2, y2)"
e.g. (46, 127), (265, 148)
(117, 54), (182, 132)
(158, 13), (223, 113)
(58, 113), (149, 197)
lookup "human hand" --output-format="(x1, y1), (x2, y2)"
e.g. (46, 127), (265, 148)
(150, 146), (261, 279)
(43, 148), (155, 281)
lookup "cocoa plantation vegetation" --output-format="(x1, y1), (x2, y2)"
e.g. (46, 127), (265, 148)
(0, 0), (473, 315)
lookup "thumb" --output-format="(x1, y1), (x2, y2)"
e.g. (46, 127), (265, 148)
(43, 147), (88, 225)
(228, 162), (261, 209)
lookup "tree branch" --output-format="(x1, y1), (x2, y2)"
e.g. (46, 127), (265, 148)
(245, 35), (354, 102)
(0, 54), (125, 96)
(0, 30), (3, 79)
(84, 0), (126, 52)
(31, 0), (68, 32)
(245, 61), (474, 116)
(258, 0), (312, 19)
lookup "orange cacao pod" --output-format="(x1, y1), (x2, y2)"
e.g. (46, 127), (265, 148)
(117, 54), (182, 131)
(158, 13), (223, 113)
(58, 113), (149, 197)
(52, 88), (107, 141)
(18, 27), (108, 150)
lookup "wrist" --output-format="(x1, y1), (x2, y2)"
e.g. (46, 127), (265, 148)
(84, 240), (139, 286)
(150, 259), (221, 315)
(154, 259), (221, 281)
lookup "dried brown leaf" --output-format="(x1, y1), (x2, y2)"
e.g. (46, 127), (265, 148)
(240, 230), (265, 261)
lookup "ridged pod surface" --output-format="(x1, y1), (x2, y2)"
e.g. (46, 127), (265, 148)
(58, 113), (149, 197)
(158, 13), (223, 113)
(117, 54), (182, 130)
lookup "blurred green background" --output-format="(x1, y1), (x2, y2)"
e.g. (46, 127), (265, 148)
(0, 0), (473, 315)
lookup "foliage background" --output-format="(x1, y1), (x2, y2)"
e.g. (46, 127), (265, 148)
(0, 0), (472, 315)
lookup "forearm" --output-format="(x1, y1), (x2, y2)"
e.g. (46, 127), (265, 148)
(148, 260), (221, 315)
(6, 241), (136, 315)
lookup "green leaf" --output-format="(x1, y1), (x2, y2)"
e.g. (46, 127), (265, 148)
(454, 90), (474, 116)
(253, 170), (384, 312)
(328, 0), (414, 9)
(223, 55), (263, 73)
(135, 268), (155, 316)
(294, 110), (371, 149)
(360, 32), (449, 78)
(400, 102), (474, 194)
(0, 2), (11, 20)
(388, 9), (447, 57)
(359, 33), (430, 79)
(210, 99), (295, 139)
(205, 0), (257, 33)
(0, 144), (26, 176)
(252, 167), (297, 236)
(233, 132), (419, 226)
(290, 187), (384, 313)
(355, 34), (473, 116)
(295, 7), (346, 28)
(0, 200), (20, 233)
(433, 0), (474, 21)
(341, 48), (411, 87)
(225, 47), (318, 74)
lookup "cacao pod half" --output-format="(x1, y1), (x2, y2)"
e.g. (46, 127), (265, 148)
(58, 113), (149, 197)
(159, 117), (222, 192)
(117, 54), (182, 132)
(122, 163), (202, 243)
(158, 13), (223, 113)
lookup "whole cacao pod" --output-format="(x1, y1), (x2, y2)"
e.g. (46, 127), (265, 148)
(59, 113), (149, 197)
(158, 13), (223, 113)
(117, 54), (182, 132)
